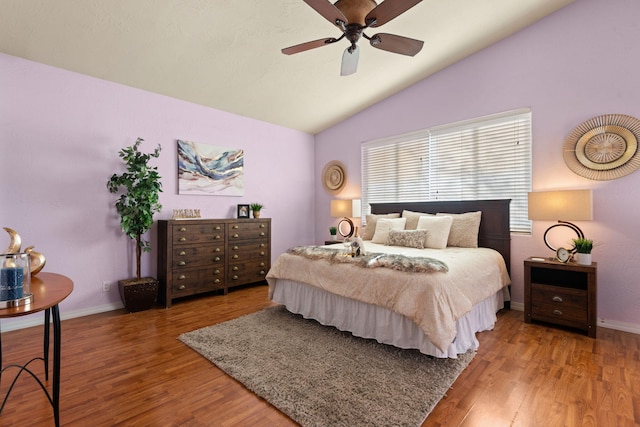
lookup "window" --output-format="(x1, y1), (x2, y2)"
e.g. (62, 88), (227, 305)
(361, 109), (532, 233)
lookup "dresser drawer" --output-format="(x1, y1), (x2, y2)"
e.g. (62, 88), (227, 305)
(171, 268), (225, 294)
(227, 261), (269, 286)
(173, 245), (224, 268)
(227, 221), (270, 241)
(228, 242), (269, 261)
(172, 223), (225, 244)
(531, 283), (587, 326)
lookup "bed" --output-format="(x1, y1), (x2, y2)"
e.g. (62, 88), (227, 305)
(267, 200), (512, 358)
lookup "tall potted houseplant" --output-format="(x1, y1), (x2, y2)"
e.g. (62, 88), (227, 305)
(107, 138), (163, 312)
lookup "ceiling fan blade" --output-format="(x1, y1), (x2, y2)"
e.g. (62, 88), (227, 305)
(369, 33), (424, 56)
(341, 45), (360, 76)
(304, 0), (348, 26)
(282, 37), (337, 55)
(365, 0), (422, 27)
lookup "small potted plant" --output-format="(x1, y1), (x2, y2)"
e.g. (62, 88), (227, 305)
(572, 237), (593, 265)
(329, 226), (338, 241)
(107, 138), (163, 312)
(250, 203), (264, 218)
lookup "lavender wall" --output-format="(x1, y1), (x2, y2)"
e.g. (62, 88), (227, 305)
(314, 0), (640, 331)
(0, 53), (315, 328)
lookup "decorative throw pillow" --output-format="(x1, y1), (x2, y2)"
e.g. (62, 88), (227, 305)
(386, 229), (429, 249)
(436, 211), (481, 248)
(416, 215), (453, 249)
(402, 210), (435, 230)
(371, 218), (407, 244)
(362, 213), (400, 240)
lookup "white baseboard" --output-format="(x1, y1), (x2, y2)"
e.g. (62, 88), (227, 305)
(0, 302), (124, 332)
(508, 301), (640, 335)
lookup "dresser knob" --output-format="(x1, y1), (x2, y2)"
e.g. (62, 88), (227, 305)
(215, 235), (221, 239)
(233, 225), (239, 229)
(179, 237), (187, 242)
(260, 251), (265, 256)
(233, 266), (239, 271)
(215, 247), (221, 252)
(233, 246), (239, 250)
(259, 270), (265, 275)
(553, 309), (563, 316)
(233, 234), (239, 238)
(552, 296), (563, 303)
(178, 275), (186, 280)
(260, 224), (265, 228)
(215, 269), (220, 274)
(179, 227), (187, 232)
(178, 285), (186, 290)
(214, 279), (220, 284)
(178, 261), (186, 266)
(260, 243), (265, 248)
(232, 275), (238, 280)
(179, 251), (186, 256)
(259, 232), (265, 237)
(215, 226), (221, 230)
(214, 257), (221, 262)
(260, 262), (265, 267)
(233, 255), (239, 259)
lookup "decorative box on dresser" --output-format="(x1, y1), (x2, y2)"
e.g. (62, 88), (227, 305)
(157, 218), (271, 307)
(524, 257), (597, 337)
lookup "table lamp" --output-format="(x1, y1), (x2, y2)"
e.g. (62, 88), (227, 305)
(528, 190), (592, 252)
(330, 199), (361, 238)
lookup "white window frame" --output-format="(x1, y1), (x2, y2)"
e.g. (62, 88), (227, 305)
(361, 109), (532, 233)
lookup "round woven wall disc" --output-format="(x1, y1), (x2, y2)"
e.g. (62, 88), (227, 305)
(563, 114), (640, 180)
(321, 160), (347, 194)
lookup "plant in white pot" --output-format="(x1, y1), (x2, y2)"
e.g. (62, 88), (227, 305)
(329, 226), (338, 240)
(107, 138), (163, 312)
(572, 237), (593, 265)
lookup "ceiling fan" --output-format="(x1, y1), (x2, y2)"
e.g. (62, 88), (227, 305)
(282, 0), (424, 76)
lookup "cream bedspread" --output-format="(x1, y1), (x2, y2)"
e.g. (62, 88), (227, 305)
(266, 242), (511, 351)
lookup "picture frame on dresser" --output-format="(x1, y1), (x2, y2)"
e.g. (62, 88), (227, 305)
(237, 204), (250, 218)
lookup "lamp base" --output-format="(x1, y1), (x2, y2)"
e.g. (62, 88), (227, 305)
(543, 220), (584, 252)
(338, 217), (355, 238)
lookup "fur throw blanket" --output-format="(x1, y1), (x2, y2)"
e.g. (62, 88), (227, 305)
(287, 246), (448, 273)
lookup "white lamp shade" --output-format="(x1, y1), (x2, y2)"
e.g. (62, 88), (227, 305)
(528, 190), (593, 221)
(330, 199), (361, 218)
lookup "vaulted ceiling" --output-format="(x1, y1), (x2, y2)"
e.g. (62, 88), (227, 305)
(0, 0), (574, 134)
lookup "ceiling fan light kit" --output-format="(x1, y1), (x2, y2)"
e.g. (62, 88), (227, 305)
(282, 0), (424, 76)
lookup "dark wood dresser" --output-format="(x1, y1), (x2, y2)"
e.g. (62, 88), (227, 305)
(524, 257), (597, 337)
(157, 218), (271, 307)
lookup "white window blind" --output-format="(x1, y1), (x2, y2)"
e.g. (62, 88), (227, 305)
(361, 109), (532, 233)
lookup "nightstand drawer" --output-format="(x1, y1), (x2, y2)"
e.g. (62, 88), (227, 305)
(531, 283), (587, 311)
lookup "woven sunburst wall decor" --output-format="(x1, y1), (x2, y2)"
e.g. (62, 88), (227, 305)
(563, 114), (640, 180)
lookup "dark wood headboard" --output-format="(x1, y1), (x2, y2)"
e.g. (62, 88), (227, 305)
(370, 199), (511, 272)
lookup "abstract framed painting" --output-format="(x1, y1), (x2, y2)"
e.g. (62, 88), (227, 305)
(177, 140), (244, 196)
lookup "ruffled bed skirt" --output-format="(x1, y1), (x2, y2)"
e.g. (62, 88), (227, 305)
(271, 279), (509, 358)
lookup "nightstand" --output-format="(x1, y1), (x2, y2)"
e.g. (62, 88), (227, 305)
(524, 257), (597, 337)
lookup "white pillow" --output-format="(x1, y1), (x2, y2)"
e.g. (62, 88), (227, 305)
(436, 211), (481, 248)
(371, 218), (407, 244)
(362, 213), (400, 240)
(416, 215), (453, 249)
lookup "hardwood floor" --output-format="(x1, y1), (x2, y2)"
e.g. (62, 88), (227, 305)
(0, 285), (638, 426)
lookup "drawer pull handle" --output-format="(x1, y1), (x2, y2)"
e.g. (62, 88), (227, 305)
(233, 234), (239, 238)
(178, 261), (186, 266)
(215, 247), (221, 252)
(260, 262), (265, 267)
(215, 226), (221, 230)
(179, 237), (187, 242)
(233, 225), (239, 229)
(179, 227), (187, 232)
(233, 255), (239, 259)
(259, 270), (265, 275)
(178, 275), (186, 280)
(232, 275), (238, 280)
(260, 232), (266, 237)
(215, 235), (221, 240)
(178, 285), (186, 290)
(179, 251), (186, 256)
(260, 251), (265, 256)
(214, 257), (221, 262)
(260, 224), (265, 228)
(260, 243), (265, 248)
(214, 279), (220, 284)
(553, 309), (563, 316)
(552, 296), (563, 303)
(214, 269), (221, 275)
(233, 246), (239, 250)
(233, 266), (239, 271)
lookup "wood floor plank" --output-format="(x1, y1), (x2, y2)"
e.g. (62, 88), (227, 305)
(0, 285), (638, 426)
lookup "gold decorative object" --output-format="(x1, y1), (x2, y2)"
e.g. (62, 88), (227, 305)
(2, 227), (46, 275)
(563, 114), (640, 180)
(321, 160), (347, 194)
(172, 209), (201, 219)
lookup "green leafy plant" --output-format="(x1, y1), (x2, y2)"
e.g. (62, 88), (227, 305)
(250, 203), (264, 212)
(107, 138), (162, 279)
(329, 226), (337, 235)
(572, 237), (594, 254)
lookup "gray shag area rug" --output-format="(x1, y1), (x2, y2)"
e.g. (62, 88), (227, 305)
(179, 306), (474, 427)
